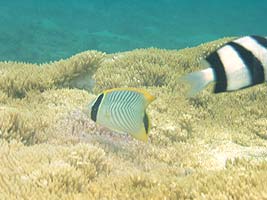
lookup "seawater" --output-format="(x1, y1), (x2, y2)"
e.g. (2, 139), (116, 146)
(0, 0), (266, 63)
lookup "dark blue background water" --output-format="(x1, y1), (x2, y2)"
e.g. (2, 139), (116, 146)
(1, 0), (267, 63)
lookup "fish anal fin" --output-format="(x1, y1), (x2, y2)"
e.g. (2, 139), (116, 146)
(131, 128), (148, 142)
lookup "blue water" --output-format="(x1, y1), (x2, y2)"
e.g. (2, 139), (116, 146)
(1, 0), (267, 63)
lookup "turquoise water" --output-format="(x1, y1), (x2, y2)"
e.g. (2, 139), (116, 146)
(1, 0), (267, 63)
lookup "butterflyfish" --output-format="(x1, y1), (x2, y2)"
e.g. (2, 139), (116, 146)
(88, 88), (155, 142)
(180, 35), (267, 96)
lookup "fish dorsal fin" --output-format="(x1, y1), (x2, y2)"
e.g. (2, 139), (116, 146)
(103, 87), (155, 104)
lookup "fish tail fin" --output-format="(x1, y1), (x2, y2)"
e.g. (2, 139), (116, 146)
(179, 68), (215, 97)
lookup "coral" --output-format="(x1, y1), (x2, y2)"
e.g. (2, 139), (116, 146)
(0, 50), (105, 98)
(1, 37), (267, 199)
(0, 140), (111, 199)
(93, 37), (234, 93)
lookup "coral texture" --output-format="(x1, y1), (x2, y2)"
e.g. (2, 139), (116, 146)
(1, 37), (267, 199)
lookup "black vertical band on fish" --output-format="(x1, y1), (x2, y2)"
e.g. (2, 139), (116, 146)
(91, 93), (104, 122)
(228, 42), (265, 85)
(143, 112), (149, 134)
(251, 35), (267, 49)
(206, 52), (227, 93)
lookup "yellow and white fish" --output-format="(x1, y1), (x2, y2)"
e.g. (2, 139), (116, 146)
(180, 35), (267, 96)
(88, 88), (155, 142)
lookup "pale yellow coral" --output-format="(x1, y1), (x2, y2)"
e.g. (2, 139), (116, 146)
(0, 51), (105, 98)
(0, 37), (267, 199)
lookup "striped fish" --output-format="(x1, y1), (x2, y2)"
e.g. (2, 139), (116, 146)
(89, 88), (155, 142)
(180, 35), (267, 96)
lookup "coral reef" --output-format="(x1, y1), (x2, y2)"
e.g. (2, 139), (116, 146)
(0, 50), (105, 98)
(1, 37), (267, 199)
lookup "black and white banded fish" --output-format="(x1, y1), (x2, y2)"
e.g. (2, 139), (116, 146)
(180, 35), (267, 96)
(88, 88), (155, 142)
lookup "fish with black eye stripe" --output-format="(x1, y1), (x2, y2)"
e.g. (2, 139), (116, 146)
(88, 88), (155, 142)
(180, 35), (267, 96)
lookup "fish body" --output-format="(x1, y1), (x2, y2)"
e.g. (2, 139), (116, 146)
(181, 35), (267, 96)
(89, 88), (155, 142)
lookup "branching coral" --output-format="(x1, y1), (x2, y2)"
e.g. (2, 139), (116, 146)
(0, 140), (111, 199)
(0, 37), (267, 199)
(0, 50), (105, 98)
